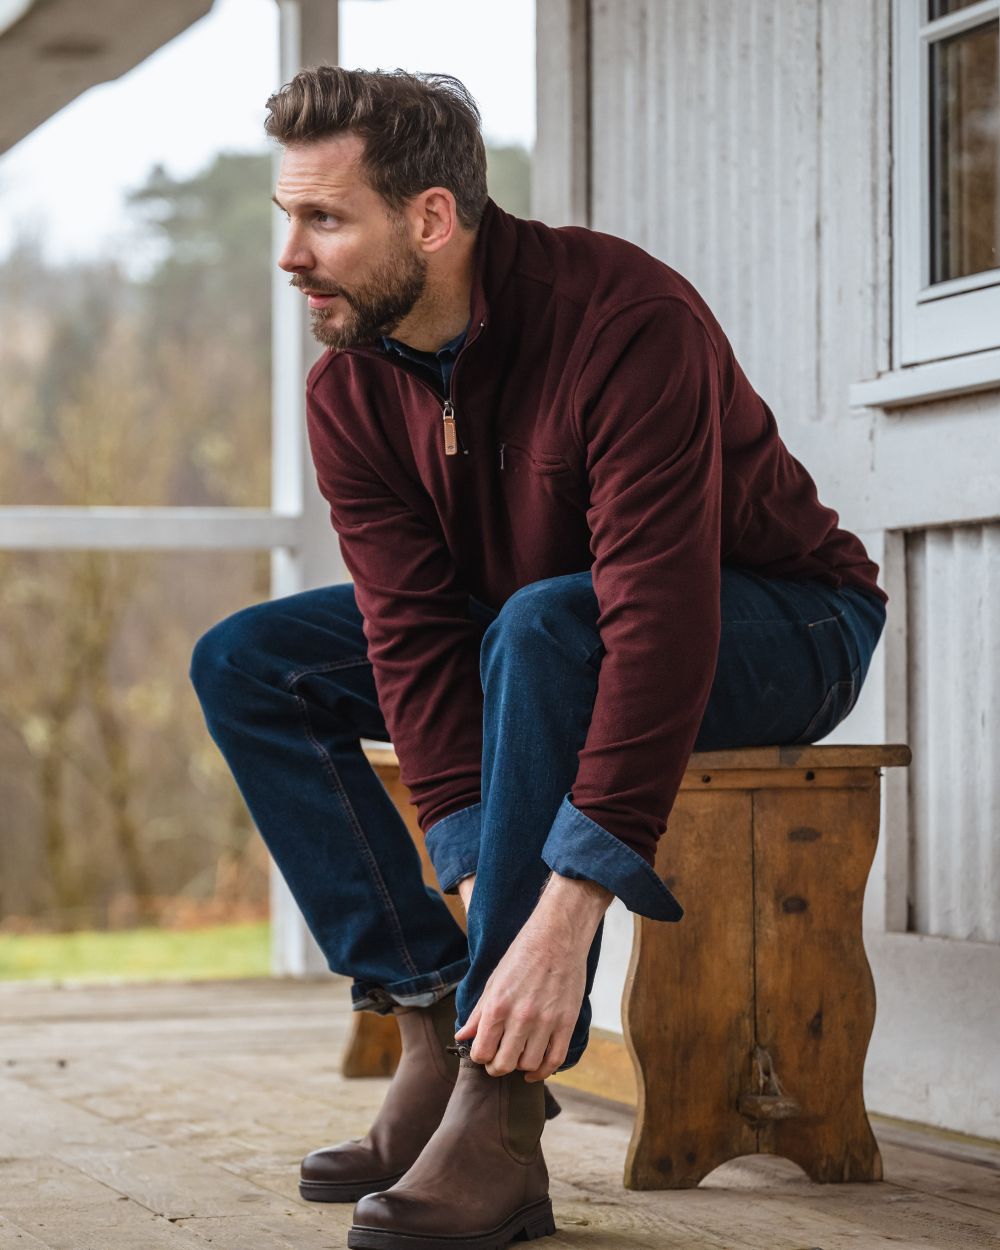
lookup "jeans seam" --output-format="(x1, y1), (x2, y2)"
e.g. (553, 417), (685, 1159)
(793, 666), (860, 744)
(720, 615), (845, 630)
(282, 655), (371, 686)
(286, 670), (420, 979)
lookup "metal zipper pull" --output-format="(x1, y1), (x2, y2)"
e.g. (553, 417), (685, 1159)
(442, 399), (458, 456)
(498, 442), (506, 470)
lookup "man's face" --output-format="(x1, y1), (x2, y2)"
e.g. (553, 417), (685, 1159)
(274, 133), (427, 349)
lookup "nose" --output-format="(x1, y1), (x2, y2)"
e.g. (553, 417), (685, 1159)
(277, 223), (314, 274)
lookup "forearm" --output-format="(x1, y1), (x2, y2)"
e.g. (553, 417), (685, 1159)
(454, 869), (611, 933)
(536, 869), (613, 939)
(453, 867), (614, 1076)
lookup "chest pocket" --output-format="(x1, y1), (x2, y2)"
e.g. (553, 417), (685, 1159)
(497, 440), (573, 476)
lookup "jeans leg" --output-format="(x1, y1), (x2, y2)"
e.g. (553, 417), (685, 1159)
(453, 566), (887, 1068)
(693, 570), (887, 751)
(455, 572), (606, 1070)
(189, 583), (470, 1013)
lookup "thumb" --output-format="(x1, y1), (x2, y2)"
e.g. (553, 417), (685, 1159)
(454, 1001), (481, 1039)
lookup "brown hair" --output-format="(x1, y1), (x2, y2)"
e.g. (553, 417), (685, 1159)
(264, 66), (489, 231)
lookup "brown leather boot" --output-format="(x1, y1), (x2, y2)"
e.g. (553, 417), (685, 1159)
(346, 1041), (556, 1249)
(300, 993), (563, 1203)
(299, 991), (460, 1202)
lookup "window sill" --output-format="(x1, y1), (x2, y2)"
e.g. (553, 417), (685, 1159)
(849, 348), (1000, 411)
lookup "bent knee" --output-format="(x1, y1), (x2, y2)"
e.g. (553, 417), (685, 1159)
(189, 600), (280, 697)
(483, 574), (600, 665)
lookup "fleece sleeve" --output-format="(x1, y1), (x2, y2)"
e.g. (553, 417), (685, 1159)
(305, 380), (482, 894)
(539, 298), (724, 921)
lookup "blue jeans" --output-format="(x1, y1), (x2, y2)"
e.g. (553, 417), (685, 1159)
(189, 567), (885, 1071)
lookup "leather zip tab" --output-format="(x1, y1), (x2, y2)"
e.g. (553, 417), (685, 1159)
(498, 441), (506, 470)
(442, 399), (459, 456)
(340, 316), (483, 462)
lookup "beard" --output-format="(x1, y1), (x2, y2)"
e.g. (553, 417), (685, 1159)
(293, 218), (428, 350)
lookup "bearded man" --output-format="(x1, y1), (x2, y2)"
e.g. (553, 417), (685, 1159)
(190, 66), (887, 1250)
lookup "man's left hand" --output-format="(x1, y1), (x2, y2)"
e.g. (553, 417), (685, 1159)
(453, 872), (613, 1082)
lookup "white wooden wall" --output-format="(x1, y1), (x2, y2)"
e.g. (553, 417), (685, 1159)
(907, 524), (1000, 944)
(536, 0), (1000, 1139)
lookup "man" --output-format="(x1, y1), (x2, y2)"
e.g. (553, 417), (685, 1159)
(190, 66), (887, 1250)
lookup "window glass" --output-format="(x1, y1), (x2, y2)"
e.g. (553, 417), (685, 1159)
(929, 0), (983, 17)
(0, 0), (276, 506)
(0, 549), (271, 932)
(928, 19), (1000, 283)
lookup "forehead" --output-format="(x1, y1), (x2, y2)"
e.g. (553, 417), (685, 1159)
(275, 133), (377, 208)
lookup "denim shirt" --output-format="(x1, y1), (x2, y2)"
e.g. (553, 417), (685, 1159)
(379, 321), (470, 397)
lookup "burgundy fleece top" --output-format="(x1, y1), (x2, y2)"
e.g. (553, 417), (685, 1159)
(305, 197), (887, 868)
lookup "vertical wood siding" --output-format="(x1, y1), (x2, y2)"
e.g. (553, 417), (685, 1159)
(906, 524), (1000, 943)
(590, 0), (822, 430)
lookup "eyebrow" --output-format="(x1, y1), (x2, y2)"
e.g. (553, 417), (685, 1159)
(271, 194), (347, 215)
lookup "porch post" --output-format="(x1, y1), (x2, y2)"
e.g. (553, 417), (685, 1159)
(269, 0), (344, 976)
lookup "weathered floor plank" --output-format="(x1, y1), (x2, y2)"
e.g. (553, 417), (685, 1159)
(2, 978), (998, 1250)
(0, 1214), (52, 1249)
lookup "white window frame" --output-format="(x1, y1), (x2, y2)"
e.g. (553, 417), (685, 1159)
(895, 0), (1000, 367)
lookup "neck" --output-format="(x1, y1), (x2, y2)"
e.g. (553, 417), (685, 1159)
(389, 228), (478, 352)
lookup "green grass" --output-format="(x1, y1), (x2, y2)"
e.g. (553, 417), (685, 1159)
(0, 921), (271, 982)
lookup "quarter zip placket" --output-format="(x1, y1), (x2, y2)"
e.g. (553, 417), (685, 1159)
(434, 324), (483, 456)
(340, 316), (487, 460)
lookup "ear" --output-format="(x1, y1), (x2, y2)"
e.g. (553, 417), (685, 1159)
(413, 187), (460, 255)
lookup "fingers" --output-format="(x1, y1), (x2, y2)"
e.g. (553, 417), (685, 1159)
(481, 1016), (571, 1079)
(486, 1024), (530, 1077)
(523, 1028), (572, 1082)
(469, 1012), (505, 1067)
(516, 1031), (549, 1075)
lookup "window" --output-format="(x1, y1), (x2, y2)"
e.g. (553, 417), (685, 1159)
(0, 0), (295, 936)
(896, 0), (1000, 365)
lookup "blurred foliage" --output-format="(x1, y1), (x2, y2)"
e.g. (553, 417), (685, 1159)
(128, 153), (273, 346)
(0, 141), (530, 940)
(487, 144), (532, 218)
(0, 151), (275, 933)
(0, 921), (270, 981)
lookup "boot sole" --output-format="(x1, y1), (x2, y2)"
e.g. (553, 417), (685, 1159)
(299, 1173), (405, 1203)
(346, 1196), (557, 1248)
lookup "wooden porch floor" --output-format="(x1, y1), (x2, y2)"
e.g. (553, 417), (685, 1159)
(1, 977), (998, 1249)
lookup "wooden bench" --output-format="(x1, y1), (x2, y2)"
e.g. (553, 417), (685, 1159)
(342, 742), (911, 1190)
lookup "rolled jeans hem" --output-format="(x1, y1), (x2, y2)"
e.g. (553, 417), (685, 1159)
(351, 956), (471, 1014)
(425, 801), (482, 894)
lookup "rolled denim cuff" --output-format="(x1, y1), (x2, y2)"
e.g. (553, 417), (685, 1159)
(425, 801), (482, 894)
(540, 792), (684, 922)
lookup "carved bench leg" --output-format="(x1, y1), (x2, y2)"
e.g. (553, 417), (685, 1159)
(624, 790), (757, 1188)
(752, 782), (883, 1183)
(624, 773), (884, 1189)
(341, 1010), (403, 1078)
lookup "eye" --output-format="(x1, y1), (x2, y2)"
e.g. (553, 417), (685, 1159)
(314, 212), (339, 226)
